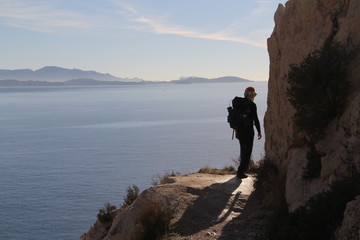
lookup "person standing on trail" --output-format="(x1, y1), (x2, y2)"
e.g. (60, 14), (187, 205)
(232, 87), (262, 178)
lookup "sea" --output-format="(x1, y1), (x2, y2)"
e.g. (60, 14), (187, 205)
(0, 81), (267, 240)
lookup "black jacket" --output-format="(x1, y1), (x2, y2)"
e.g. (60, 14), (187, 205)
(232, 96), (261, 134)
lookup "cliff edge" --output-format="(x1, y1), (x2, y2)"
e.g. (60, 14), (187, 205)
(80, 173), (268, 240)
(81, 0), (360, 239)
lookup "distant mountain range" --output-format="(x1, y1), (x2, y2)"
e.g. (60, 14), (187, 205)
(0, 66), (142, 82)
(170, 76), (251, 84)
(0, 66), (252, 86)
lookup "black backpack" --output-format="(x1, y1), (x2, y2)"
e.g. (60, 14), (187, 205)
(227, 97), (252, 130)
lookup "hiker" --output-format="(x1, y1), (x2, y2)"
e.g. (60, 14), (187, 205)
(233, 87), (262, 178)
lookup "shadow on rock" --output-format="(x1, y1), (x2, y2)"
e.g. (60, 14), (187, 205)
(217, 186), (269, 240)
(173, 176), (242, 236)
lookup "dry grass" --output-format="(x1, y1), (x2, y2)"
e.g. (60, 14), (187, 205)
(152, 171), (180, 186)
(198, 166), (236, 175)
(135, 200), (173, 240)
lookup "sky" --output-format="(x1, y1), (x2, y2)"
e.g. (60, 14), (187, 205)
(0, 0), (287, 81)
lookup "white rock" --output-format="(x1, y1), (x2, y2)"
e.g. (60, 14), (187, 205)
(265, 0), (360, 211)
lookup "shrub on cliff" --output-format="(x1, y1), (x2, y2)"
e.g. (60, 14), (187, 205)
(286, 42), (356, 141)
(267, 173), (360, 240)
(97, 203), (117, 223)
(302, 144), (323, 180)
(97, 185), (140, 223)
(121, 185), (140, 209)
(135, 201), (173, 240)
(253, 156), (286, 208)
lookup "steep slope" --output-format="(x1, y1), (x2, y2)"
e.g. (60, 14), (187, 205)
(264, 0), (360, 237)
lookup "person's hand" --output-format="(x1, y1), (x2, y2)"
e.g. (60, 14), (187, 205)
(235, 130), (240, 140)
(258, 133), (262, 140)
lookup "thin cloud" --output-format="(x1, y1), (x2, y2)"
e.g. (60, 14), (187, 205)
(0, 0), (97, 33)
(252, 0), (280, 16)
(0, 0), (269, 47)
(111, 0), (266, 48)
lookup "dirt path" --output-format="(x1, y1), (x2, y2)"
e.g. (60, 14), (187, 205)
(166, 173), (269, 240)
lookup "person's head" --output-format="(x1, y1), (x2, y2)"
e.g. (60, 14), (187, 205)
(244, 86), (257, 100)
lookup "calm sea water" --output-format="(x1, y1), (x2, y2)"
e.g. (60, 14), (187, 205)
(0, 82), (267, 240)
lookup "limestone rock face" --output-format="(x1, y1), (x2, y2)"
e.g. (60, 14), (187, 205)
(265, 0), (360, 211)
(334, 195), (360, 240)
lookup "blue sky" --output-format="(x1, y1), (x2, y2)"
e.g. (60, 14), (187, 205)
(0, 0), (287, 81)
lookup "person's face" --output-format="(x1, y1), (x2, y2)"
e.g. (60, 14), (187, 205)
(248, 92), (256, 101)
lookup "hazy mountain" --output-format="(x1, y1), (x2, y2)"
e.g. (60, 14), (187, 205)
(0, 79), (147, 86)
(0, 67), (254, 86)
(171, 76), (252, 84)
(0, 66), (142, 82)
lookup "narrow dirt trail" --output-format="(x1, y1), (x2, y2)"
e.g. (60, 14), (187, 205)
(166, 173), (269, 240)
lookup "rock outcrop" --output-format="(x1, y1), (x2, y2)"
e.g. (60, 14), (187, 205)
(335, 196), (360, 240)
(80, 173), (268, 240)
(80, 181), (188, 240)
(265, 0), (360, 235)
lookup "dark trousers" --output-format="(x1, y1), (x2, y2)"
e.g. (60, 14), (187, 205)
(237, 128), (254, 175)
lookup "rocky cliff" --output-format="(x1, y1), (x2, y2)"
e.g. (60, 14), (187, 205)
(265, 0), (360, 237)
(81, 0), (360, 239)
(80, 173), (268, 240)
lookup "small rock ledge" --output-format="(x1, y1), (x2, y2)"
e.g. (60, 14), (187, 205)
(81, 173), (269, 240)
